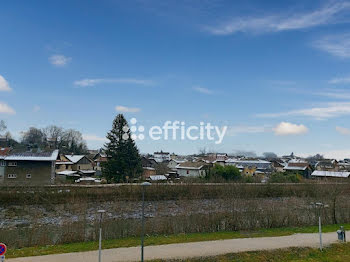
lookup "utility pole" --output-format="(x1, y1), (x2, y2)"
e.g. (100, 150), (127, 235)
(311, 202), (328, 251)
(97, 210), (106, 262)
(141, 182), (151, 262)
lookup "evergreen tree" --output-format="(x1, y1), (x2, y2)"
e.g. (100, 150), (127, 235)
(102, 114), (142, 183)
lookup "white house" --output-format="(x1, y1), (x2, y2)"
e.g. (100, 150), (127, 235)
(168, 159), (186, 170)
(153, 151), (171, 163)
(176, 161), (208, 177)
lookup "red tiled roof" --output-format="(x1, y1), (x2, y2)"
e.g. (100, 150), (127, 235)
(0, 147), (11, 157)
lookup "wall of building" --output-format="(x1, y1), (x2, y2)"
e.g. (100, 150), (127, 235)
(71, 157), (93, 171)
(55, 164), (73, 172)
(177, 168), (205, 177)
(167, 160), (178, 169)
(3, 161), (53, 185)
(0, 161), (5, 183)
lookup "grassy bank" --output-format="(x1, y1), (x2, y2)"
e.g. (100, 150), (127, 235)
(7, 223), (350, 258)
(159, 242), (350, 262)
(2, 183), (350, 205)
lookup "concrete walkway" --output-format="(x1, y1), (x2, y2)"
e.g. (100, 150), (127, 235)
(8, 231), (347, 262)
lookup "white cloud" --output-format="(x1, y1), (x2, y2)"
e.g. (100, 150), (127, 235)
(49, 54), (72, 67)
(33, 105), (40, 112)
(74, 78), (153, 87)
(258, 102), (350, 119)
(0, 75), (12, 92)
(336, 126), (350, 135)
(329, 76), (350, 84)
(115, 105), (141, 113)
(314, 33), (350, 58)
(83, 134), (107, 142)
(205, 1), (350, 35)
(193, 86), (213, 94)
(0, 102), (15, 115)
(273, 122), (308, 136)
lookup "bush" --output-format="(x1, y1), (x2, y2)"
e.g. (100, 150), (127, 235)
(269, 172), (302, 183)
(208, 164), (242, 181)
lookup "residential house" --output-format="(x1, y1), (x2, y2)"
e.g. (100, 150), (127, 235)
(56, 154), (95, 177)
(56, 155), (74, 172)
(242, 166), (256, 176)
(284, 159), (312, 178)
(1, 149), (59, 185)
(141, 156), (158, 168)
(167, 159), (186, 170)
(271, 160), (286, 172)
(338, 161), (350, 171)
(176, 161), (209, 177)
(315, 159), (339, 171)
(153, 151), (171, 163)
(225, 159), (273, 174)
(142, 167), (156, 179)
(93, 152), (108, 175)
(140, 156), (158, 179)
(0, 147), (11, 183)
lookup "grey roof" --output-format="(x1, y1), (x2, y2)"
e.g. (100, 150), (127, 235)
(65, 155), (85, 163)
(226, 159), (272, 170)
(311, 171), (350, 178)
(5, 150), (59, 161)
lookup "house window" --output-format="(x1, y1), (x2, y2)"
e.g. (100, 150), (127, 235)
(26, 174), (32, 179)
(0, 161), (5, 167)
(8, 162), (17, 167)
(8, 174), (17, 179)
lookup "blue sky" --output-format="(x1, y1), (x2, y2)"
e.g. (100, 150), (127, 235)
(2, 0), (350, 158)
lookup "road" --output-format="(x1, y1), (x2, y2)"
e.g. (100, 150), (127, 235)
(8, 231), (346, 262)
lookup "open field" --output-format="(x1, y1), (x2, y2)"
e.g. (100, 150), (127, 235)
(6, 223), (350, 258)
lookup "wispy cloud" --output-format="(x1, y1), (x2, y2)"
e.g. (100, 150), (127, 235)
(115, 105), (141, 113)
(336, 126), (350, 135)
(204, 1), (350, 35)
(329, 76), (350, 84)
(273, 122), (308, 135)
(0, 75), (12, 92)
(0, 102), (15, 115)
(315, 89), (350, 99)
(193, 86), (214, 94)
(83, 134), (107, 142)
(258, 102), (350, 119)
(49, 54), (72, 67)
(314, 33), (350, 58)
(74, 78), (154, 87)
(226, 125), (271, 136)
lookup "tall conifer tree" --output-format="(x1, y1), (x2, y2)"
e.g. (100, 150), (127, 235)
(102, 114), (142, 182)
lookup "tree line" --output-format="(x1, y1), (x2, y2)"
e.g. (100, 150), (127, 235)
(0, 120), (87, 154)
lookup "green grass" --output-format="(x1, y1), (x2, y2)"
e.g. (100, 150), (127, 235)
(6, 223), (350, 259)
(155, 242), (350, 262)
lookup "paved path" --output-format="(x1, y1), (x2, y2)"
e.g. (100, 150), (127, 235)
(8, 231), (347, 262)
